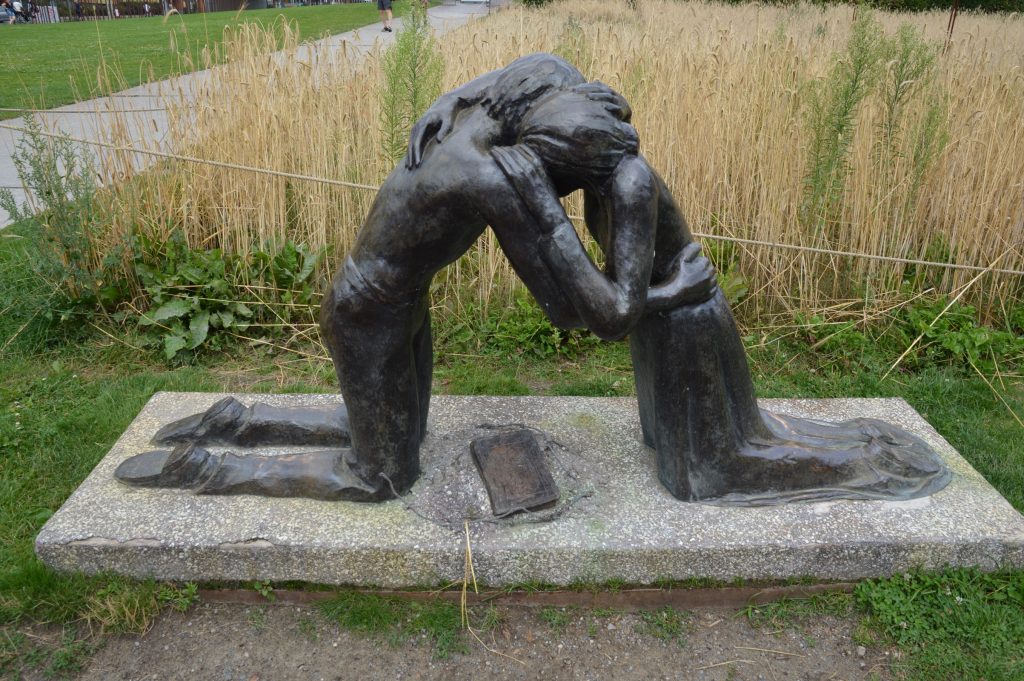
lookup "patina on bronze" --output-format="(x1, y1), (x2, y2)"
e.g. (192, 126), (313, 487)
(470, 430), (559, 516)
(115, 53), (951, 507)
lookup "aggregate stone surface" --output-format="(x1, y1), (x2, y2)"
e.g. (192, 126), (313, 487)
(36, 393), (1024, 586)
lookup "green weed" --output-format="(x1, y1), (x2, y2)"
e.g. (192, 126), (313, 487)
(475, 605), (503, 632)
(44, 629), (96, 678)
(297, 616), (320, 643)
(743, 591), (854, 631)
(538, 606), (573, 634)
(156, 583), (199, 613)
(318, 593), (465, 659)
(250, 581), (276, 602)
(0, 119), (128, 325)
(0, 625), (96, 680)
(247, 607), (267, 632)
(134, 233), (323, 361)
(794, 295), (1024, 374)
(554, 17), (594, 78)
(896, 298), (1023, 371)
(80, 578), (161, 634)
(703, 230), (749, 306)
(380, 2), (444, 163)
(876, 25), (940, 158)
(801, 9), (886, 235)
(604, 579), (626, 594)
(134, 234), (255, 361)
(636, 607), (691, 646)
(591, 608), (621, 618)
(855, 569), (1024, 681)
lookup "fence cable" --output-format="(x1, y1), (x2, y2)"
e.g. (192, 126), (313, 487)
(0, 121), (381, 191)
(0, 106), (168, 114)
(1, 120), (1022, 278)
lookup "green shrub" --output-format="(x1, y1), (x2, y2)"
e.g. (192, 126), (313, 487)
(867, 0), (1023, 11)
(896, 298), (1024, 370)
(0, 117), (130, 324)
(801, 9), (887, 237)
(134, 233), (253, 360)
(380, 2), (444, 163)
(795, 296), (1024, 373)
(439, 291), (601, 360)
(554, 17), (594, 77)
(134, 233), (323, 361)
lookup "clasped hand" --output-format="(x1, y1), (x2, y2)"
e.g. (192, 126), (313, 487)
(492, 144), (717, 310)
(649, 243), (718, 309)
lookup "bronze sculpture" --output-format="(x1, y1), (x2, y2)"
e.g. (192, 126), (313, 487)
(115, 54), (951, 506)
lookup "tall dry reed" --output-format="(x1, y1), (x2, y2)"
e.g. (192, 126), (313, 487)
(96, 1), (1024, 324)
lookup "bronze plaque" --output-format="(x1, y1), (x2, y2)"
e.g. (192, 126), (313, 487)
(470, 429), (559, 516)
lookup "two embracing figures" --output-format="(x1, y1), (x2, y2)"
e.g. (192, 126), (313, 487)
(116, 54), (950, 506)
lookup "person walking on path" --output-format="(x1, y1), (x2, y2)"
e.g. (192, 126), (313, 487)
(378, 0), (393, 32)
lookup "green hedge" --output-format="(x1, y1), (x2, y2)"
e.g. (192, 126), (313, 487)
(866, 0), (1023, 11)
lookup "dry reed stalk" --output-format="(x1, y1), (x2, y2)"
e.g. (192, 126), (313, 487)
(84, 1), (1023, 325)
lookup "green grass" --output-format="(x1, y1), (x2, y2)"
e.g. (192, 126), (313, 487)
(636, 606), (691, 646)
(743, 591), (855, 632)
(538, 606), (573, 634)
(746, 342), (1024, 512)
(1, 626), (96, 679)
(2, 223), (1024, 677)
(318, 592), (465, 659)
(855, 569), (1024, 680)
(0, 3), (417, 119)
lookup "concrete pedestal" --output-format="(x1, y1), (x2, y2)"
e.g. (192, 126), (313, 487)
(36, 393), (1024, 587)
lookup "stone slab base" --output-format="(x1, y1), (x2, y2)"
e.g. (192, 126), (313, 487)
(36, 393), (1024, 587)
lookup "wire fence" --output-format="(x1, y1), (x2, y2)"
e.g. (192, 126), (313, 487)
(0, 106), (168, 114)
(1, 119), (1022, 278)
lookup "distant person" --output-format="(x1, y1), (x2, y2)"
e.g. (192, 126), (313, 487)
(113, 6), (119, 17)
(1, 0), (14, 24)
(74, 0), (82, 19)
(143, 2), (150, 14)
(378, 0), (392, 32)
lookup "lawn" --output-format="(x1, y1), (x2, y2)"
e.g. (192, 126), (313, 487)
(0, 3), (411, 119)
(1, 216), (1023, 678)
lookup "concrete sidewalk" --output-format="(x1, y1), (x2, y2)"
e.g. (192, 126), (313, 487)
(0, 1), (496, 227)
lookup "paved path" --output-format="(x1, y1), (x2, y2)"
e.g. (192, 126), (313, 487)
(0, 1), (496, 227)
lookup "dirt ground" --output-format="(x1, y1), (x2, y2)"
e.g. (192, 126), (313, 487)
(68, 602), (892, 681)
